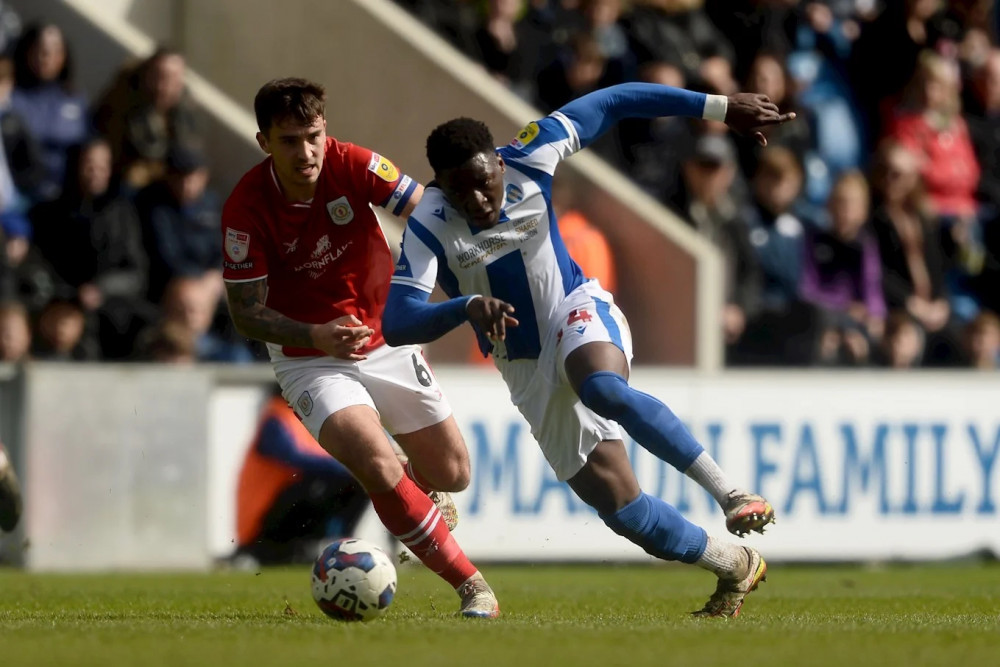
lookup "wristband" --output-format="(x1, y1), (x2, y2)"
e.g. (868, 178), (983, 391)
(703, 95), (728, 123)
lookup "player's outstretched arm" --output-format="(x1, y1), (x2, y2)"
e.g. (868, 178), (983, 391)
(556, 83), (795, 150)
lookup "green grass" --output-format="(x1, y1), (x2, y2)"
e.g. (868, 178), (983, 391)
(1, 563), (998, 666)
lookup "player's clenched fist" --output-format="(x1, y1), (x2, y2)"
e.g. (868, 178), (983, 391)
(467, 296), (519, 341)
(311, 315), (374, 360)
(723, 92), (796, 146)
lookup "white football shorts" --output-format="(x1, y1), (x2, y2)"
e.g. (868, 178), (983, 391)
(273, 343), (452, 439)
(494, 280), (634, 481)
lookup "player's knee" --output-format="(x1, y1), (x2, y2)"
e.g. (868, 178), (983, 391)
(347, 451), (403, 494)
(578, 371), (630, 419)
(432, 456), (471, 492)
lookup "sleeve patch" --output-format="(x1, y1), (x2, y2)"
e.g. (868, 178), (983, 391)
(510, 122), (540, 150)
(225, 227), (250, 262)
(367, 153), (400, 182)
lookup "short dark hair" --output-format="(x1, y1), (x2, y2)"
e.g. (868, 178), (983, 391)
(254, 78), (326, 135)
(426, 117), (495, 174)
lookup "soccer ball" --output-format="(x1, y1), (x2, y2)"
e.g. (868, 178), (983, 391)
(311, 538), (397, 622)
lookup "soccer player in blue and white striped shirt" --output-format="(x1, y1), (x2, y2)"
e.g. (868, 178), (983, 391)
(384, 84), (793, 617)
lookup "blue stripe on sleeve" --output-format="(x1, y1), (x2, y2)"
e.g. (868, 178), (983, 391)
(558, 83), (707, 149)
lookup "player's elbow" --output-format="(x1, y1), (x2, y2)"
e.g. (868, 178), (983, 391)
(381, 317), (410, 347)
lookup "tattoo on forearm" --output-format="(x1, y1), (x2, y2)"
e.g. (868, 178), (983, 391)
(225, 279), (314, 348)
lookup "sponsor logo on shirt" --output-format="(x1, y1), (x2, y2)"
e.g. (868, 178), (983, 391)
(312, 235), (332, 259)
(391, 175), (413, 202)
(514, 217), (538, 241)
(294, 240), (353, 278)
(456, 234), (509, 269)
(326, 196), (355, 225)
(283, 238), (299, 254)
(225, 227), (250, 262)
(367, 153), (400, 182)
(510, 122), (540, 150)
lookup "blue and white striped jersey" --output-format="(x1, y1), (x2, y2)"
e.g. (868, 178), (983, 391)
(392, 111), (587, 361)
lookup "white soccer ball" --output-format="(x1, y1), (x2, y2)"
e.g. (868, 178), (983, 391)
(311, 538), (398, 622)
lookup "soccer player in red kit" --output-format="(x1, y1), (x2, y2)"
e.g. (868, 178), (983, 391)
(222, 78), (498, 617)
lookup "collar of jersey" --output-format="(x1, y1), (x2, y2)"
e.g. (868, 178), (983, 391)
(270, 162), (313, 208)
(466, 210), (509, 236)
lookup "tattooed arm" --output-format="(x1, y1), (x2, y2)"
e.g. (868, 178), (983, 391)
(225, 278), (315, 348)
(225, 278), (374, 360)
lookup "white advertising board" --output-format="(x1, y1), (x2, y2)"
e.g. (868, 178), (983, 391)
(205, 369), (1000, 563)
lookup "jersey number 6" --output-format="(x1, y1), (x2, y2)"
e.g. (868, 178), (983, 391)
(411, 353), (433, 387)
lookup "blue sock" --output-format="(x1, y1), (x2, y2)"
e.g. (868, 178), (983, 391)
(600, 492), (707, 563)
(578, 371), (704, 470)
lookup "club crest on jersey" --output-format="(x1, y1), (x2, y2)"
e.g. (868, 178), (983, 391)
(225, 227), (250, 262)
(367, 153), (400, 182)
(505, 184), (524, 203)
(297, 391), (314, 417)
(510, 122), (540, 149)
(326, 196), (355, 225)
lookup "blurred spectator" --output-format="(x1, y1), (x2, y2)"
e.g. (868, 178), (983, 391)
(536, 31), (611, 111)
(140, 318), (198, 363)
(800, 170), (885, 365)
(739, 51), (818, 196)
(582, 0), (630, 64)
(94, 47), (202, 192)
(961, 310), (1000, 369)
(0, 53), (46, 214)
(873, 309), (925, 368)
(135, 145), (222, 302)
(0, 1), (20, 57)
(669, 133), (762, 353)
(704, 0), (801, 83)
(624, 0), (737, 94)
(733, 145), (817, 365)
(232, 389), (369, 566)
(474, 0), (552, 98)
(394, 0), (480, 55)
(151, 274), (253, 363)
(788, 2), (867, 183)
(869, 142), (950, 334)
(32, 296), (98, 361)
(609, 61), (691, 203)
(0, 299), (29, 362)
(850, 0), (944, 143)
(965, 48), (1000, 211)
(11, 23), (89, 203)
(28, 138), (154, 359)
(891, 51), (987, 324)
(890, 50), (980, 221)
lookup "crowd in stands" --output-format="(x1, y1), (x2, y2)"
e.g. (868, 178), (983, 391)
(1, 4), (997, 370)
(398, 0), (1000, 369)
(0, 18), (257, 365)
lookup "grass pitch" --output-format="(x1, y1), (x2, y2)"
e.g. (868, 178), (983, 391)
(1, 562), (997, 667)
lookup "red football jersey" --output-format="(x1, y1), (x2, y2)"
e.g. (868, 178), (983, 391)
(222, 137), (418, 358)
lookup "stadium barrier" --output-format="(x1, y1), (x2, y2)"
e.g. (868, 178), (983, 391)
(1, 364), (996, 570)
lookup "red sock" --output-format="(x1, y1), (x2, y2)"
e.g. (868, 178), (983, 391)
(403, 460), (432, 493)
(370, 476), (477, 588)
